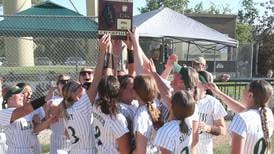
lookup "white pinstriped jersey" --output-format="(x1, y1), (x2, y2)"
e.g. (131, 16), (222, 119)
(92, 103), (129, 154)
(48, 96), (71, 154)
(229, 108), (274, 154)
(117, 102), (135, 123)
(4, 108), (36, 154)
(0, 106), (11, 154)
(0, 108), (13, 127)
(65, 93), (96, 154)
(25, 109), (46, 154)
(196, 95), (227, 154)
(154, 119), (193, 153)
(133, 102), (161, 154)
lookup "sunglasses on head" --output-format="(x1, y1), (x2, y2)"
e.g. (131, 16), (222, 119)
(80, 71), (93, 76)
(58, 79), (69, 85)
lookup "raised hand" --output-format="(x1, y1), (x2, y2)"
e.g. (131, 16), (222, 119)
(125, 30), (133, 50)
(99, 34), (112, 53)
(165, 54), (177, 68)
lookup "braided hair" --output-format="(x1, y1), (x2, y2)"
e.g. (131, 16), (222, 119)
(249, 80), (273, 153)
(133, 75), (163, 130)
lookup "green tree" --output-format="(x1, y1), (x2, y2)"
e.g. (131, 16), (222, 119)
(235, 23), (252, 43)
(139, 0), (189, 13)
(238, 0), (259, 25)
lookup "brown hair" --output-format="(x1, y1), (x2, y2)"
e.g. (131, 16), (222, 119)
(171, 90), (196, 133)
(248, 80), (273, 153)
(133, 75), (163, 130)
(186, 67), (200, 101)
(96, 76), (120, 117)
(61, 80), (81, 120)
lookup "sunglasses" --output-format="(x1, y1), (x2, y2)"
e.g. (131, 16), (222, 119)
(80, 71), (93, 76)
(58, 79), (69, 85)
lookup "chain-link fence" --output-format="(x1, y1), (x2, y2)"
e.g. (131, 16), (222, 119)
(0, 15), (99, 152)
(0, 15), (99, 98)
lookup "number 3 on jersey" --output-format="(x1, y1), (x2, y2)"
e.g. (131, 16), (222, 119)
(95, 126), (103, 146)
(68, 126), (79, 144)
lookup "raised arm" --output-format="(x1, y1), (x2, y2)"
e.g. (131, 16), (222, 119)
(88, 34), (111, 103)
(128, 28), (150, 75)
(205, 83), (246, 113)
(125, 31), (136, 77)
(147, 59), (172, 108)
(161, 54), (177, 79)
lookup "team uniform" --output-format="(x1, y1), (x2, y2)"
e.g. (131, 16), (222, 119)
(153, 120), (192, 153)
(48, 96), (71, 154)
(64, 93), (96, 154)
(133, 100), (163, 154)
(154, 105), (199, 153)
(229, 108), (274, 153)
(92, 102), (129, 154)
(2, 108), (36, 154)
(0, 107), (10, 154)
(28, 107), (46, 154)
(196, 95), (227, 154)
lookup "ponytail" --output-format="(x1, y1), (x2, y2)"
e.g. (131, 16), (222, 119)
(146, 101), (163, 130)
(96, 96), (117, 117)
(260, 106), (271, 153)
(179, 119), (189, 134)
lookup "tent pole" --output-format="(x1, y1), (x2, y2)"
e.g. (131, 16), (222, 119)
(213, 46), (217, 77)
(186, 42), (190, 61)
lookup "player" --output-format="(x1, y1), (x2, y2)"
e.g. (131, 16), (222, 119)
(1, 86), (56, 154)
(17, 82), (46, 154)
(195, 71), (227, 154)
(133, 75), (165, 154)
(206, 80), (274, 153)
(92, 76), (130, 154)
(154, 90), (196, 153)
(61, 80), (96, 154)
(45, 74), (71, 154)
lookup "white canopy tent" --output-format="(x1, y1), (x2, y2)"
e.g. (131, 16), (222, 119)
(133, 7), (238, 47)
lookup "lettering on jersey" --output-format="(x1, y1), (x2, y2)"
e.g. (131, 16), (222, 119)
(179, 128), (192, 143)
(20, 121), (33, 130)
(93, 112), (105, 126)
(66, 114), (73, 120)
(198, 113), (208, 122)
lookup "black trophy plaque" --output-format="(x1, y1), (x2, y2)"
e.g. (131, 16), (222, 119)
(98, 0), (133, 39)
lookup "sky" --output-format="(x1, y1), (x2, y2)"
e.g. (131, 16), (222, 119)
(0, 0), (267, 16)
(50, 0), (267, 16)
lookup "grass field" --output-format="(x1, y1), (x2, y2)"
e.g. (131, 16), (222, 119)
(40, 136), (274, 154)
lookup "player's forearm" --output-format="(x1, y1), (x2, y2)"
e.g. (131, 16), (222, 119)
(161, 65), (173, 79)
(214, 89), (246, 113)
(207, 125), (226, 136)
(33, 118), (52, 133)
(152, 72), (172, 107)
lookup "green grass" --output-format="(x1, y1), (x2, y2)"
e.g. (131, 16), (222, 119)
(213, 136), (274, 154)
(41, 137), (274, 154)
(42, 144), (50, 154)
(214, 143), (230, 154)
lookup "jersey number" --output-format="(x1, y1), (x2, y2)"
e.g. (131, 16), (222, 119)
(180, 147), (189, 154)
(94, 126), (103, 146)
(68, 126), (79, 144)
(254, 138), (267, 154)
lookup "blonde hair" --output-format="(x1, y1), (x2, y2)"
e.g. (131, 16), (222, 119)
(249, 80), (273, 153)
(133, 75), (163, 129)
(61, 80), (81, 120)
